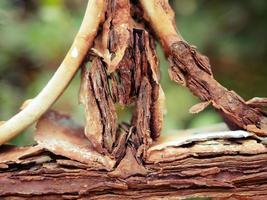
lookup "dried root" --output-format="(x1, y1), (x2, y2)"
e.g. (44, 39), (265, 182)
(0, 0), (107, 145)
(79, 0), (165, 160)
(140, 0), (267, 136)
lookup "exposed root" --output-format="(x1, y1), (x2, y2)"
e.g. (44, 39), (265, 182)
(79, 0), (165, 159)
(140, 0), (267, 136)
(0, 0), (107, 145)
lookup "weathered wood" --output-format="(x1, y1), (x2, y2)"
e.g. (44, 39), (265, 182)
(1, 111), (267, 199)
(1, 1), (267, 199)
(140, 0), (267, 136)
(79, 0), (164, 160)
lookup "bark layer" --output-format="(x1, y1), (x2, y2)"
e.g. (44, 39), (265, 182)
(1, 1), (267, 199)
(139, 0), (267, 137)
(79, 0), (165, 160)
(1, 111), (267, 199)
(168, 41), (267, 135)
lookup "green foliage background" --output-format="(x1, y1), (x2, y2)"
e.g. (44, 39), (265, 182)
(0, 0), (266, 146)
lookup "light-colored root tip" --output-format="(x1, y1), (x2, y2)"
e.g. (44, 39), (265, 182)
(0, 0), (106, 145)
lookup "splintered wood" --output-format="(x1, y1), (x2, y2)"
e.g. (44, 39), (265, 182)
(1, 111), (267, 199)
(1, 0), (267, 199)
(79, 0), (164, 161)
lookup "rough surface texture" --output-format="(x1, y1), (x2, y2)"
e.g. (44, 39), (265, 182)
(79, 0), (165, 160)
(1, 110), (267, 199)
(1, 0), (267, 199)
(168, 41), (267, 136)
(35, 111), (116, 170)
(138, 0), (267, 137)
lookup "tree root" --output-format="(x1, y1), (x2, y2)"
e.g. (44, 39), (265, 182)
(79, 0), (165, 159)
(0, 0), (107, 145)
(140, 0), (267, 136)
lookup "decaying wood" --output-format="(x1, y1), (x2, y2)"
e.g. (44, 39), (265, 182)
(35, 111), (116, 171)
(1, 0), (267, 199)
(1, 111), (267, 199)
(140, 0), (267, 136)
(79, 0), (165, 160)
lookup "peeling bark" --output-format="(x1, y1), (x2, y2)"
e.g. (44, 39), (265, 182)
(139, 0), (267, 137)
(80, 58), (117, 154)
(1, 0), (266, 199)
(1, 111), (267, 199)
(36, 110), (116, 170)
(168, 41), (267, 135)
(79, 0), (165, 159)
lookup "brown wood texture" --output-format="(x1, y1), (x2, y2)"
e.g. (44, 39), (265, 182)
(138, 0), (267, 136)
(78, 0), (164, 161)
(1, 1), (267, 199)
(1, 111), (267, 199)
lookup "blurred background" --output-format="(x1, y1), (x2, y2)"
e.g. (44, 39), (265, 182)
(0, 0), (266, 146)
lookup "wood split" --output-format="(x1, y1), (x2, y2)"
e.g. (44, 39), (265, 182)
(79, 0), (165, 161)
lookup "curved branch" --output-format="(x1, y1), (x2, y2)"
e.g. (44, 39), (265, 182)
(0, 0), (106, 145)
(140, 0), (267, 136)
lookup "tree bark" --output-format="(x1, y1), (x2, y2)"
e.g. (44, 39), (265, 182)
(1, 111), (267, 199)
(1, 1), (267, 199)
(78, 0), (165, 163)
(139, 0), (267, 136)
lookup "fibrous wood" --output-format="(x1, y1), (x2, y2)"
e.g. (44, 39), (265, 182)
(79, 0), (165, 161)
(1, 111), (267, 199)
(140, 0), (267, 136)
(1, 0), (267, 199)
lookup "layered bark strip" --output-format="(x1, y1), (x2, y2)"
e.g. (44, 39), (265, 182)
(79, 0), (165, 159)
(139, 0), (267, 137)
(168, 41), (267, 136)
(1, 112), (267, 199)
